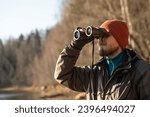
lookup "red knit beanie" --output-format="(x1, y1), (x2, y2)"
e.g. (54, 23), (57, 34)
(100, 19), (129, 49)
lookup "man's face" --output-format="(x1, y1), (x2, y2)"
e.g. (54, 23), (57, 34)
(98, 34), (121, 57)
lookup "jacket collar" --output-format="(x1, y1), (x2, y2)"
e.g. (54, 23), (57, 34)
(98, 48), (141, 69)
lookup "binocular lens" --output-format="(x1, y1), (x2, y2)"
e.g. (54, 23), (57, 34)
(73, 30), (80, 40)
(86, 27), (92, 36)
(74, 30), (80, 38)
(85, 26), (92, 36)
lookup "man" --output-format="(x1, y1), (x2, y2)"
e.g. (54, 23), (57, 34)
(54, 19), (150, 100)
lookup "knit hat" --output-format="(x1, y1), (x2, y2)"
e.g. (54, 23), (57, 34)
(100, 19), (129, 49)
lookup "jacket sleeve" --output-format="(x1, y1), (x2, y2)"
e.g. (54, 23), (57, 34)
(54, 45), (93, 92)
(135, 60), (150, 99)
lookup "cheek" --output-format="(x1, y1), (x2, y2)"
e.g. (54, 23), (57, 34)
(105, 44), (113, 52)
(104, 40), (112, 48)
(107, 39), (119, 48)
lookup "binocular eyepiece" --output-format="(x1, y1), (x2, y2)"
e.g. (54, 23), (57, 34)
(73, 26), (110, 40)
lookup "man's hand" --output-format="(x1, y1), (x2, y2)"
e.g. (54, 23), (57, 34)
(70, 27), (94, 50)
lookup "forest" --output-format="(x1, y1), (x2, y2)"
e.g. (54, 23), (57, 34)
(0, 0), (150, 99)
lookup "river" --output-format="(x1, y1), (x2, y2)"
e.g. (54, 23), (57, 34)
(0, 91), (40, 100)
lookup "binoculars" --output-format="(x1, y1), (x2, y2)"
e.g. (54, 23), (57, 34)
(73, 26), (110, 40)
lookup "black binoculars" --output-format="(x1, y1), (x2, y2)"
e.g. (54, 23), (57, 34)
(73, 26), (110, 40)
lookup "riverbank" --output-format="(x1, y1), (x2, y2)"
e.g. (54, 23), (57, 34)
(0, 85), (85, 100)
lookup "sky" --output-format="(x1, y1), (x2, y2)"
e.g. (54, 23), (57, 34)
(0, 0), (64, 42)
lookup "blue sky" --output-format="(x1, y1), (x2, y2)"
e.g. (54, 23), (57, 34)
(0, 0), (64, 41)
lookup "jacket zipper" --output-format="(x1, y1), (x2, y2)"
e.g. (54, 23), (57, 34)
(102, 63), (131, 99)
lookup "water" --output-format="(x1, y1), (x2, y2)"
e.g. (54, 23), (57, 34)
(0, 91), (39, 100)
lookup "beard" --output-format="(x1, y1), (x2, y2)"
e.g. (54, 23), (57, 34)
(99, 45), (119, 57)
